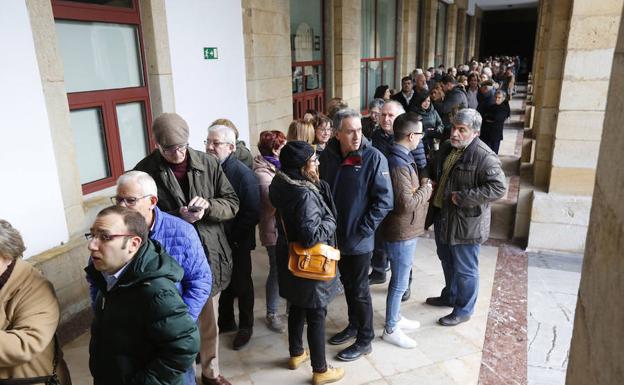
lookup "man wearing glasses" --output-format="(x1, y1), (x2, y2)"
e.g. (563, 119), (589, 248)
(85, 205), (200, 385)
(134, 113), (239, 385)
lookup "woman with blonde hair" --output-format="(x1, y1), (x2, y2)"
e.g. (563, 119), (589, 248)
(287, 118), (315, 144)
(0, 219), (71, 384)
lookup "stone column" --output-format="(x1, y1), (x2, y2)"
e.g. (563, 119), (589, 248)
(527, 0), (623, 253)
(25, 0), (84, 236)
(467, 11), (477, 60)
(332, 0), (361, 109)
(445, 3), (458, 66)
(242, 0), (293, 145)
(474, 7), (483, 58)
(455, 7), (466, 65)
(399, 0), (418, 77)
(139, 0), (176, 117)
(421, 0), (438, 68)
(566, 4), (624, 382)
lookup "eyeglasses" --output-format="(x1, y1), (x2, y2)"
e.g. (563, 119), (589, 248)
(110, 195), (151, 206)
(317, 127), (332, 133)
(203, 139), (229, 147)
(160, 143), (188, 154)
(84, 232), (136, 242)
(409, 132), (424, 137)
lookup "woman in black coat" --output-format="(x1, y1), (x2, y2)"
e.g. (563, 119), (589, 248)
(480, 90), (511, 154)
(413, 92), (444, 157)
(268, 141), (344, 385)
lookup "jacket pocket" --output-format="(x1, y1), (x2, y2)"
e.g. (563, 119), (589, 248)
(453, 164), (477, 190)
(455, 206), (482, 240)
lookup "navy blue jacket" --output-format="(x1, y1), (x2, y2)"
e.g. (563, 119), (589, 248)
(221, 154), (260, 249)
(371, 128), (428, 176)
(318, 137), (393, 255)
(88, 206), (212, 321)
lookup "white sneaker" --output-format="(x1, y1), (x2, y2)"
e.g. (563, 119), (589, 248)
(397, 316), (421, 331)
(266, 313), (286, 333)
(382, 327), (417, 349)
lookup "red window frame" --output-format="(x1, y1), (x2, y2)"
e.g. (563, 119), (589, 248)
(291, 0), (326, 119)
(360, 0), (398, 114)
(52, 0), (154, 194)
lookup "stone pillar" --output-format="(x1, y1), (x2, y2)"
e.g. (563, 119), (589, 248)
(445, 3), (458, 66)
(474, 7), (482, 58)
(566, 4), (624, 381)
(455, 7), (466, 65)
(25, 0), (84, 236)
(421, 0), (438, 68)
(399, 0), (418, 77)
(527, 0), (623, 253)
(530, 0), (571, 188)
(467, 11), (477, 60)
(332, 0), (361, 109)
(242, 0), (293, 144)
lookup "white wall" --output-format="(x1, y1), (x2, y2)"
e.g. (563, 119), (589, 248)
(0, 3), (69, 257)
(165, 0), (250, 149)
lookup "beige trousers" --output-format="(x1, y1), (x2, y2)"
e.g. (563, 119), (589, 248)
(198, 293), (220, 379)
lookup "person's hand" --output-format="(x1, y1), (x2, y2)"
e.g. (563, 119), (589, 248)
(421, 178), (432, 187)
(451, 191), (459, 206)
(180, 196), (210, 223)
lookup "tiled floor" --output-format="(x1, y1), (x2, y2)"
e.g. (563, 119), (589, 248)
(527, 252), (582, 385)
(63, 238), (499, 385)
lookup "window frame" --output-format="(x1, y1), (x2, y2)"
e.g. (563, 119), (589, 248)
(52, 0), (154, 194)
(360, 0), (398, 114)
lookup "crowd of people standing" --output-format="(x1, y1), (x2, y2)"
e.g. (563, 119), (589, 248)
(0, 55), (513, 385)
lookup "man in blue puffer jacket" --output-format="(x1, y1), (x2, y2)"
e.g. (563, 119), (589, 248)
(87, 171), (212, 385)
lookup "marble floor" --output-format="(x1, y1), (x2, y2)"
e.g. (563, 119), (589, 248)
(63, 237), (499, 385)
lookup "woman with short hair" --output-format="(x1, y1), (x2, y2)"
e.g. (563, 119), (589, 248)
(0, 220), (71, 384)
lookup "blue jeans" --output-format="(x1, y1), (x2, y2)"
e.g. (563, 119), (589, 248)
(384, 238), (418, 331)
(434, 220), (480, 317)
(265, 245), (281, 315)
(183, 365), (196, 385)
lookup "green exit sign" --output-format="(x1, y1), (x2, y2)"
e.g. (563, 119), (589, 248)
(204, 47), (218, 60)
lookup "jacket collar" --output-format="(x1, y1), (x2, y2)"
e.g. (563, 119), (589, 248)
(275, 170), (320, 193)
(389, 144), (414, 163)
(325, 136), (370, 159)
(156, 147), (206, 172)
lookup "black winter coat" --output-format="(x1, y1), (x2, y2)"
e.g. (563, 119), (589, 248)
(414, 104), (444, 154)
(221, 154), (260, 249)
(480, 101), (510, 142)
(268, 172), (340, 308)
(86, 240), (200, 385)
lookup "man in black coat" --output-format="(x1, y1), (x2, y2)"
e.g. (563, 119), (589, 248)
(319, 108), (393, 362)
(391, 76), (418, 112)
(437, 75), (469, 135)
(206, 123), (260, 351)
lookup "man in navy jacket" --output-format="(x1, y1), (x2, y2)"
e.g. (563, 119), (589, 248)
(206, 123), (260, 351)
(319, 108), (393, 362)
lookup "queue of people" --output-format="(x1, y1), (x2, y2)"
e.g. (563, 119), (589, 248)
(1, 55), (513, 385)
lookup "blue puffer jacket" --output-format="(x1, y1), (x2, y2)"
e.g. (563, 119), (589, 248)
(319, 137), (393, 255)
(88, 206), (212, 321)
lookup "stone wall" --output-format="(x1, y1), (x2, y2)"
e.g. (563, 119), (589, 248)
(399, 0), (418, 77)
(242, 0), (293, 145)
(445, 4), (458, 66)
(566, 4), (624, 381)
(332, 0), (361, 109)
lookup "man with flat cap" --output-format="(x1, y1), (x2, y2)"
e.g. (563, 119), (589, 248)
(134, 112), (239, 385)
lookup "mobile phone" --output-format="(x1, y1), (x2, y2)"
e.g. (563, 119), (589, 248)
(188, 205), (202, 212)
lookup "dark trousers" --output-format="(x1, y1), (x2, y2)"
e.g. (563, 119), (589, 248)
(218, 243), (254, 329)
(481, 136), (501, 154)
(370, 231), (388, 276)
(339, 252), (374, 345)
(288, 305), (327, 372)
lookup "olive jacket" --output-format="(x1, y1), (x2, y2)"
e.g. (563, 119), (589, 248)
(134, 148), (239, 296)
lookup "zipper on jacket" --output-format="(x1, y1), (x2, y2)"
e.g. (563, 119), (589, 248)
(101, 296), (106, 310)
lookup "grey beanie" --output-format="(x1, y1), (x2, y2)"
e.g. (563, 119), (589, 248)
(152, 113), (190, 145)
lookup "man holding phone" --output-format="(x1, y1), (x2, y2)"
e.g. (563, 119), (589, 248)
(134, 113), (239, 385)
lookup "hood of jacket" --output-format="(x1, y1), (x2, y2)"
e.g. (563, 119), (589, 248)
(86, 239), (183, 292)
(253, 153), (277, 173)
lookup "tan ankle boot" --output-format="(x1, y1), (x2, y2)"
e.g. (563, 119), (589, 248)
(287, 350), (309, 370)
(312, 366), (345, 385)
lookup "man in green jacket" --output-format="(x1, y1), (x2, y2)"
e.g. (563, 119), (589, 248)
(134, 113), (239, 385)
(85, 205), (199, 385)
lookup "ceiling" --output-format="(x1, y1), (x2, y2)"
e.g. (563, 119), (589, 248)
(467, 0), (538, 14)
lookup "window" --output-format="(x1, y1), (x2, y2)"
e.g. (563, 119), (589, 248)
(435, 1), (448, 66)
(52, 0), (153, 194)
(360, 0), (397, 112)
(290, 0), (325, 118)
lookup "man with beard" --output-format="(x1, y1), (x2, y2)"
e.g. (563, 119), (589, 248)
(425, 109), (506, 326)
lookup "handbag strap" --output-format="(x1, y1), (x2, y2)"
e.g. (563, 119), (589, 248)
(51, 334), (59, 377)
